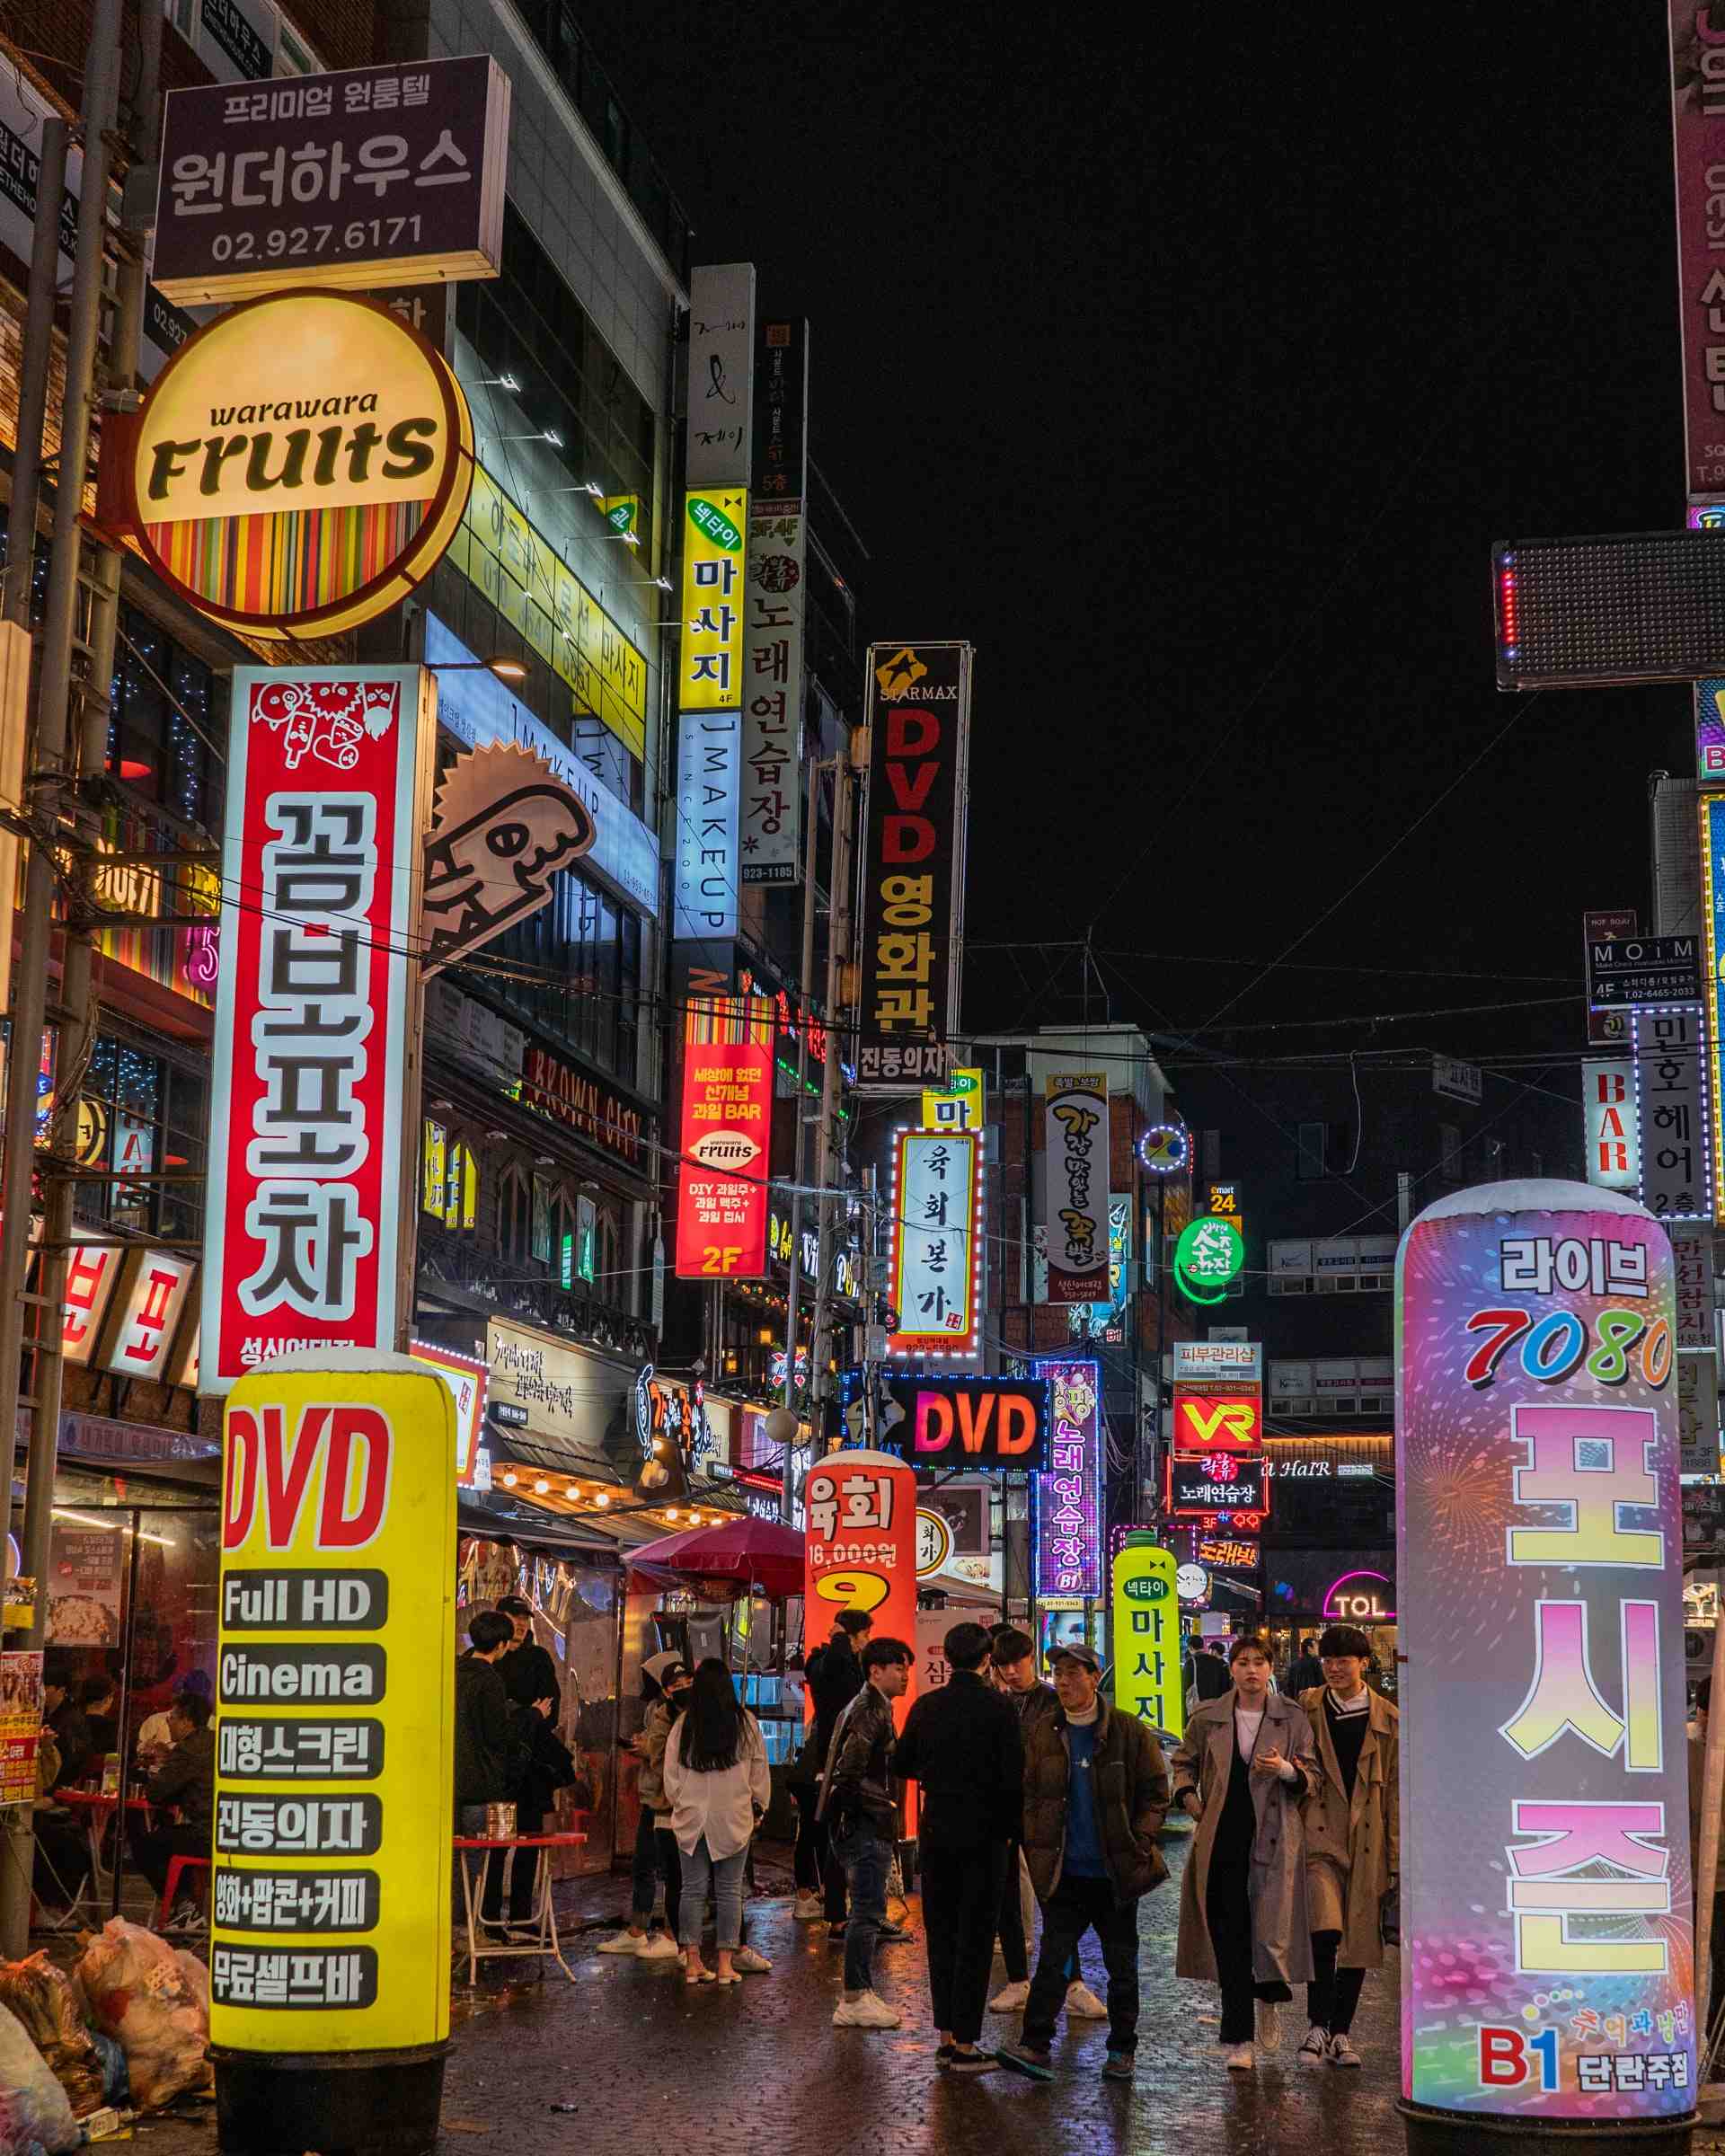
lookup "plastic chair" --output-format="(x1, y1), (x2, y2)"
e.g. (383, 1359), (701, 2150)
(159, 1852), (210, 1925)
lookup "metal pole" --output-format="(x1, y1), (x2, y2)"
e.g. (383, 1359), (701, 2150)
(0, 0), (124, 1958)
(5, 119), (66, 630)
(806, 754), (857, 1445)
(777, 757), (825, 1522)
(110, 1512), (144, 1916)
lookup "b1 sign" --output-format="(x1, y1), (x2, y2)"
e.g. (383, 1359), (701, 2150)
(1397, 1184), (1694, 2127)
(202, 668), (434, 1392)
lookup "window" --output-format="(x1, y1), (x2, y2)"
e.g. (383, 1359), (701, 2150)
(1439, 1123), (1463, 1184)
(108, 607), (221, 829)
(72, 1033), (206, 1242)
(1296, 1122), (1328, 1180)
(499, 1165), (534, 1265)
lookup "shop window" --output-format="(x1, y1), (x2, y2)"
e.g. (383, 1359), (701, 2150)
(71, 1033), (205, 1241)
(499, 1164), (534, 1264)
(531, 1172), (554, 1264)
(107, 608), (220, 829)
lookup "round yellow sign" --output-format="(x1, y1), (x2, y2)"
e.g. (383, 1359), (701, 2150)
(127, 289), (473, 641)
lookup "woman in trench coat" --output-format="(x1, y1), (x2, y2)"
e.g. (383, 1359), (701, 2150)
(1169, 1634), (1320, 2072)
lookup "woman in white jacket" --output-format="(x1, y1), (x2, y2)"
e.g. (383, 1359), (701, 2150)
(663, 1658), (772, 1984)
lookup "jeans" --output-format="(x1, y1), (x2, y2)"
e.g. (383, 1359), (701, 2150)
(834, 1824), (891, 1993)
(1307, 1931), (1367, 2037)
(792, 1785), (823, 1894)
(1022, 1873), (1142, 2055)
(655, 1826), (683, 1940)
(997, 1843), (1079, 1987)
(921, 1840), (1007, 2045)
(485, 1802), (544, 1922)
(630, 1804), (659, 1922)
(678, 1837), (747, 1952)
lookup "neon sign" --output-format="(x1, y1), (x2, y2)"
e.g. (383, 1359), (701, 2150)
(1322, 1568), (1394, 1622)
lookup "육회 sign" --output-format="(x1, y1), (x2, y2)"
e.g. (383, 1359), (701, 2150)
(878, 1374), (1050, 1471)
(201, 667), (434, 1392)
(1397, 1182), (1693, 2125)
(118, 289), (473, 641)
(1111, 1536), (1182, 1744)
(152, 57), (509, 305)
(802, 1448), (916, 1717)
(213, 1356), (455, 2055)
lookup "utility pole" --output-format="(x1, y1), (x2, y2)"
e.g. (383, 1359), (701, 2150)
(776, 754), (830, 1521)
(806, 747), (858, 1448)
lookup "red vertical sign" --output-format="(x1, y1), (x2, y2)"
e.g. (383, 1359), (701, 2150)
(675, 994), (773, 1278)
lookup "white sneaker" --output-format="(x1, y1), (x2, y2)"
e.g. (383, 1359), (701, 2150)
(1297, 2025), (1331, 2066)
(733, 1945), (773, 1973)
(792, 1894), (824, 1921)
(1066, 1980), (1108, 2019)
(594, 1931), (645, 1955)
(1257, 2000), (1282, 2052)
(832, 1990), (901, 2029)
(637, 1932), (682, 1960)
(1329, 2032), (1362, 2069)
(1224, 2043), (1255, 2072)
(988, 1979), (1031, 2012)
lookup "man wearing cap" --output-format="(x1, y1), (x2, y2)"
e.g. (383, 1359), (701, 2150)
(892, 1621), (1025, 2073)
(996, 1643), (1170, 2085)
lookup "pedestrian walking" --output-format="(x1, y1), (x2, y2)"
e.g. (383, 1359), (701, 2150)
(986, 1627), (1106, 2021)
(1286, 1636), (1325, 1695)
(805, 1609), (871, 1931)
(1294, 1624), (1399, 2070)
(1170, 1633), (1321, 2072)
(995, 1644), (1170, 2086)
(598, 1651), (689, 1960)
(819, 1635), (912, 2029)
(893, 1621), (1023, 2074)
(662, 1658), (772, 1985)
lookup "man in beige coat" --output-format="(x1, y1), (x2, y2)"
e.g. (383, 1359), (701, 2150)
(1295, 1624), (1399, 2070)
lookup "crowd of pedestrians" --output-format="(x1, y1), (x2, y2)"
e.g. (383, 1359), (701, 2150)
(454, 1600), (1402, 2084)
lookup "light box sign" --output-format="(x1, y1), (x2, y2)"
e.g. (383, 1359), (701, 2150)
(201, 667), (434, 1393)
(1697, 680), (1725, 788)
(212, 1359), (455, 2054)
(1583, 1060), (1639, 1194)
(409, 1339), (487, 1487)
(1631, 1007), (1712, 1223)
(1167, 1454), (1267, 1519)
(1033, 1358), (1102, 1600)
(886, 1129), (981, 1358)
(1699, 795), (1725, 1222)
(679, 490), (748, 711)
(1172, 1339), (1262, 1385)
(119, 289), (473, 642)
(879, 1374), (1050, 1471)
(801, 1447), (916, 1722)
(1172, 1389), (1262, 1455)
(674, 710), (741, 941)
(1112, 1536), (1182, 1744)
(102, 1251), (197, 1382)
(1396, 1184), (1694, 2125)
(152, 57), (510, 305)
(674, 996), (772, 1281)
(1670, 6), (1725, 494)
(1042, 1074), (1110, 1305)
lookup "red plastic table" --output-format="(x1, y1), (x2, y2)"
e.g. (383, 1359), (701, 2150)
(452, 1832), (587, 1985)
(50, 1789), (154, 1928)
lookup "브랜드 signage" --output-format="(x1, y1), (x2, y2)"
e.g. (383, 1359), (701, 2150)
(201, 667), (434, 1393)
(409, 1339), (487, 1486)
(1172, 1389), (1262, 1456)
(740, 316), (809, 886)
(675, 996), (772, 1280)
(854, 641), (973, 1089)
(1586, 936), (1701, 1011)
(1167, 1454), (1268, 1519)
(117, 288), (473, 641)
(1041, 1074), (1110, 1304)
(152, 57), (510, 305)
(876, 1374), (1050, 1471)
(1672, 1225), (1714, 1352)
(1111, 1537), (1182, 1743)
(1397, 1182), (1693, 2124)
(511, 1040), (647, 1171)
(102, 1250), (197, 1383)
(212, 1357), (455, 2054)
(1583, 1060), (1640, 1193)
(419, 740), (595, 976)
(1033, 1358), (1102, 1600)
(1631, 1006), (1712, 1222)
(922, 1066), (984, 1132)
(885, 1129), (981, 1359)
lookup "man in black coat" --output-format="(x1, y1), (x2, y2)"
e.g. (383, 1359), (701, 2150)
(496, 1595), (562, 1715)
(894, 1622), (1026, 2073)
(804, 1609), (871, 1926)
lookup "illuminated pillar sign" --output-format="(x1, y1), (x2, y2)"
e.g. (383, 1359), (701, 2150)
(212, 1358), (456, 2100)
(802, 1446), (916, 1708)
(1032, 1358), (1102, 1600)
(1397, 1185), (1694, 2126)
(1111, 1536), (1182, 1743)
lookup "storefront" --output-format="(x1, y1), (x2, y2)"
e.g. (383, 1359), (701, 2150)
(1262, 1547), (1398, 1695)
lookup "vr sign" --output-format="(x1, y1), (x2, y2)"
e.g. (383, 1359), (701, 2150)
(882, 1374), (1050, 1471)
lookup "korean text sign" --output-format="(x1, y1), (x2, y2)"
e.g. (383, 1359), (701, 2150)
(1042, 1074), (1110, 1304)
(1396, 1186), (1694, 2123)
(1112, 1540), (1182, 1744)
(886, 1129), (980, 1356)
(153, 57), (509, 305)
(212, 1361), (456, 2052)
(202, 668), (433, 1393)
(854, 642), (972, 1087)
(802, 1448), (917, 1717)
(1668, 7), (1725, 494)
(1034, 1359), (1103, 1599)
(1630, 1007), (1712, 1221)
(674, 996), (772, 1280)
(678, 490), (748, 711)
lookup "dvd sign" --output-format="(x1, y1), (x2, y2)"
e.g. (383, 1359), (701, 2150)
(880, 1374), (1050, 1471)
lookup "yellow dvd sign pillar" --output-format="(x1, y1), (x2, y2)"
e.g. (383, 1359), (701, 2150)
(210, 1355), (456, 2156)
(1111, 1533), (1183, 1744)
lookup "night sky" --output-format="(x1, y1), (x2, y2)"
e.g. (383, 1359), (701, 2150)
(580, 4), (1691, 1066)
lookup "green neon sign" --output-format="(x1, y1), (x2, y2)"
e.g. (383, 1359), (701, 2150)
(1173, 1216), (1243, 1304)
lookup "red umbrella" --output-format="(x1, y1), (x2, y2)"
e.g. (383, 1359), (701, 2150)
(627, 1514), (804, 1601)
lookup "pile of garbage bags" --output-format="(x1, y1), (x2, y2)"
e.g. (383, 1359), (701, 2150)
(0, 1921), (211, 2154)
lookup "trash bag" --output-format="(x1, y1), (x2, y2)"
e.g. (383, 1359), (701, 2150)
(0, 2001), (79, 2152)
(74, 1918), (211, 2110)
(172, 1950), (208, 2017)
(0, 1953), (106, 2116)
(86, 2028), (128, 2109)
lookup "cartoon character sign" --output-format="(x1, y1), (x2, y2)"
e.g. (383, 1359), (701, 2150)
(420, 741), (597, 976)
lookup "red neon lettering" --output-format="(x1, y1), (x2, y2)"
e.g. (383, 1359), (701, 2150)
(954, 1389), (995, 1454)
(996, 1393), (1036, 1456)
(317, 1405), (392, 1550)
(914, 1392), (954, 1454)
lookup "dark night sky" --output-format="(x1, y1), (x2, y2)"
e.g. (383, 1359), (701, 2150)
(579, 3), (1692, 1065)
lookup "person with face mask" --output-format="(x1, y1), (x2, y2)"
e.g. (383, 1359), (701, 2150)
(598, 1652), (691, 1958)
(1169, 1632), (1321, 2072)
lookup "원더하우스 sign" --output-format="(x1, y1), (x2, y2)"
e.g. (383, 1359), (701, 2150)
(152, 57), (510, 305)
(201, 667), (434, 1392)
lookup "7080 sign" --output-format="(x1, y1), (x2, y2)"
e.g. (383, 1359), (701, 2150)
(1464, 1305), (1670, 1392)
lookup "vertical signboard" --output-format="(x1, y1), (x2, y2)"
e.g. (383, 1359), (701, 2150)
(741, 318), (809, 887)
(202, 668), (433, 1392)
(686, 263), (756, 490)
(0, 1651), (42, 1807)
(674, 995), (773, 1280)
(673, 708), (742, 941)
(1632, 1006), (1712, 1221)
(1585, 909), (1637, 1050)
(1396, 1184), (1694, 2126)
(1583, 1060), (1640, 1193)
(1033, 1358), (1103, 1601)
(1111, 1535), (1182, 1744)
(884, 1128), (981, 1358)
(1698, 800), (1725, 1221)
(1041, 1073), (1110, 1304)
(854, 641), (974, 1088)
(802, 1447), (917, 1708)
(1669, 6), (1725, 497)
(213, 1359), (456, 2066)
(677, 490), (748, 713)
